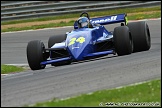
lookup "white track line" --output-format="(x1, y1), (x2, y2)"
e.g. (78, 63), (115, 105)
(1, 26), (73, 34)
(5, 64), (28, 66)
(58, 78), (160, 101)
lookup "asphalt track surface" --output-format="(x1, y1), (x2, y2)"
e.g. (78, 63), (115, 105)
(1, 19), (161, 107)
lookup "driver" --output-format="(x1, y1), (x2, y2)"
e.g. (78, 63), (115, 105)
(77, 17), (90, 28)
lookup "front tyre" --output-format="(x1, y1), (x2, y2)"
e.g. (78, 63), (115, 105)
(48, 34), (71, 66)
(48, 34), (67, 48)
(27, 40), (46, 70)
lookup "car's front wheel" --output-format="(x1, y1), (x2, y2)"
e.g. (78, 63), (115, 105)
(26, 40), (46, 70)
(48, 34), (67, 48)
(48, 34), (71, 66)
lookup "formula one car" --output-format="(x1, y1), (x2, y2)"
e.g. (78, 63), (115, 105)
(27, 12), (151, 70)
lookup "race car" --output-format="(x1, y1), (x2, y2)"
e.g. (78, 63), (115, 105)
(26, 12), (151, 70)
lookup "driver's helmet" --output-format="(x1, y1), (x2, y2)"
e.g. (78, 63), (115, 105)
(77, 17), (89, 28)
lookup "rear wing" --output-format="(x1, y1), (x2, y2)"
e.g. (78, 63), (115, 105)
(90, 13), (128, 25)
(74, 13), (128, 29)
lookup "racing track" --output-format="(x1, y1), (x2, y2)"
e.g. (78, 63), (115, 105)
(1, 19), (161, 107)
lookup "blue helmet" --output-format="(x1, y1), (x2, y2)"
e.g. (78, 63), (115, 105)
(77, 17), (89, 28)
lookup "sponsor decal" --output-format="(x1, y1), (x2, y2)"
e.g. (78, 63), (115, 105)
(91, 16), (117, 24)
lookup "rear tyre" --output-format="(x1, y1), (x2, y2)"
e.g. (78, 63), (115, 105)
(27, 40), (46, 70)
(127, 21), (151, 52)
(113, 26), (133, 56)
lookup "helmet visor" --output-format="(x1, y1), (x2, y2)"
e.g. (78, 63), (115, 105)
(81, 22), (88, 28)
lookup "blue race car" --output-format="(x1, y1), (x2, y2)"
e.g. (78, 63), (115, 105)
(27, 12), (151, 70)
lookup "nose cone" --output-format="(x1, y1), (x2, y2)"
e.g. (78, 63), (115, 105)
(66, 29), (94, 60)
(67, 37), (87, 60)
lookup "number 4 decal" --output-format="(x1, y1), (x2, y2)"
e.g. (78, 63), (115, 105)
(68, 37), (85, 46)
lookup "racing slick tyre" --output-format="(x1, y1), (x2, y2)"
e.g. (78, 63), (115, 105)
(27, 40), (46, 70)
(113, 26), (133, 56)
(48, 34), (67, 48)
(127, 21), (151, 52)
(48, 34), (71, 66)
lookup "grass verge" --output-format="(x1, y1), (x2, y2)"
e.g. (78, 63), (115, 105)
(26, 78), (161, 107)
(1, 6), (161, 32)
(1, 6), (161, 25)
(1, 64), (26, 74)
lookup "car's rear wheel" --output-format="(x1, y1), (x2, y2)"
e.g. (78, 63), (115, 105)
(127, 21), (151, 52)
(27, 40), (46, 70)
(113, 26), (133, 56)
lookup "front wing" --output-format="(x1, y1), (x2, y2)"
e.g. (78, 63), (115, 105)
(40, 49), (115, 65)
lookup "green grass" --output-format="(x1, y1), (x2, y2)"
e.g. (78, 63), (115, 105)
(2, 20), (76, 32)
(1, 6), (161, 25)
(128, 12), (161, 20)
(1, 64), (26, 74)
(1, 11), (161, 33)
(26, 79), (161, 107)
